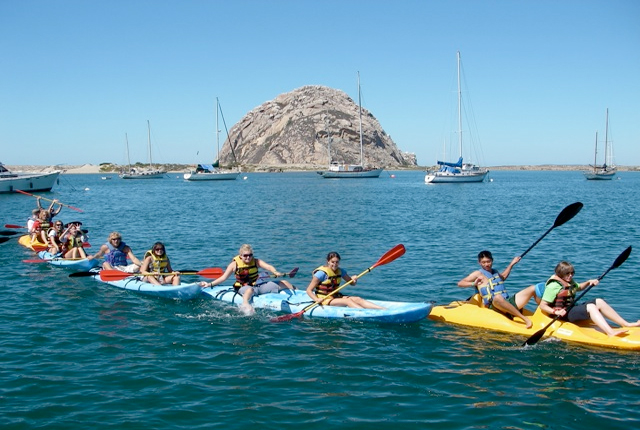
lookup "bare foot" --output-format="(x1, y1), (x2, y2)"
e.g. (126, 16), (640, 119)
(522, 317), (533, 329)
(625, 320), (640, 327)
(608, 328), (629, 337)
(239, 303), (255, 316)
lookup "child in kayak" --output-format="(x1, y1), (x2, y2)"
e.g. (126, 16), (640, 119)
(538, 261), (640, 336)
(458, 250), (537, 329)
(306, 251), (384, 310)
(139, 242), (180, 286)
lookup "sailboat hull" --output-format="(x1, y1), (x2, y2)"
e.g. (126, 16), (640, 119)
(321, 168), (383, 179)
(183, 171), (240, 181)
(120, 171), (166, 179)
(584, 171), (616, 180)
(425, 170), (488, 183)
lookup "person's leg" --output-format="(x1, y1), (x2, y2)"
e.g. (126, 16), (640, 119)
(491, 295), (532, 328)
(514, 285), (537, 309)
(594, 298), (640, 327)
(585, 302), (628, 336)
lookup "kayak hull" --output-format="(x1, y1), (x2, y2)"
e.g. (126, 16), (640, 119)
(37, 251), (99, 271)
(202, 287), (432, 323)
(18, 234), (47, 251)
(90, 271), (202, 300)
(429, 294), (640, 350)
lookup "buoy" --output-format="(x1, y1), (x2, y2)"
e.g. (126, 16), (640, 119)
(84, 187), (90, 191)
(243, 176), (248, 180)
(390, 174), (396, 178)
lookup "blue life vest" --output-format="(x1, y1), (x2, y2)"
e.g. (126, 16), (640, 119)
(477, 267), (509, 306)
(105, 241), (128, 266)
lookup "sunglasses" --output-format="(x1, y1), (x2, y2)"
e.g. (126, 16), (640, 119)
(241, 253), (253, 258)
(154, 248), (165, 252)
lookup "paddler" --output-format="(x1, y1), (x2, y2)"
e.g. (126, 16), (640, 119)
(306, 251), (385, 310)
(139, 242), (181, 286)
(59, 222), (88, 259)
(538, 261), (640, 336)
(458, 250), (537, 328)
(199, 244), (294, 315)
(88, 231), (141, 272)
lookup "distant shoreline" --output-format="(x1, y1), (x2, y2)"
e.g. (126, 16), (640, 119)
(6, 164), (640, 174)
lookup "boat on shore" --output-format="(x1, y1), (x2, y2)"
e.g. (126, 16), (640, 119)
(319, 72), (383, 179)
(184, 98), (241, 181)
(120, 124), (166, 179)
(584, 108), (616, 180)
(202, 286), (432, 323)
(0, 162), (60, 194)
(425, 52), (488, 184)
(429, 294), (640, 350)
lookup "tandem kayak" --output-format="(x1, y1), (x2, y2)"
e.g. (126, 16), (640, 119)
(429, 294), (640, 350)
(37, 251), (99, 271)
(88, 270), (202, 300)
(202, 286), (433, 323)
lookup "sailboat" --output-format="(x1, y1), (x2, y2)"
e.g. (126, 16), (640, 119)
(319, 72), (383, 179)
(184, 98), (240, 181)
(584, 108), (616, 180)
(120, 121), (166, 179)
(425, 52), (488, 184)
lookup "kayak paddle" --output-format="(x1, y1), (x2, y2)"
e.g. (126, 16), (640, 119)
(520, 202), (583, 259)
(0, 237), (11, 245)
(523, 245), (632, 347)
(0, 230), (19, 236)
(270, 244), (406, 323)
(14, 190), (84, 212)
(4, 224), (27, 229)
(258, 267), (299, 279)
(99, 267), (225, 282)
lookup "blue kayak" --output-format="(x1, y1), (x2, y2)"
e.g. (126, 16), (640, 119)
(37, 251), (99, 271)
(88, 270), (202, 300)
(201, 286), (432, 323)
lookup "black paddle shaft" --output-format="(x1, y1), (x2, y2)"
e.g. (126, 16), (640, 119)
(519, 202), (583, 259)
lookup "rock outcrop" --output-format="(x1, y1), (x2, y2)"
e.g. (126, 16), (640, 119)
(218, 86), (416, 169)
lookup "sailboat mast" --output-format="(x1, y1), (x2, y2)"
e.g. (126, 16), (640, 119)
(125, 133), (131, 171)
(358, 71), (364, 167)
(147, 120), (153, 169)
(604, 108), (609, 168)
(216, 97), (220, 163)
(457, 51), (463, 159)
(593, 131), (598, 169)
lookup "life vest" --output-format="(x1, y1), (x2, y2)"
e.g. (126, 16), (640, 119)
(144, 250), (169, 273)
(233, 255), (259, 289)
(477, 268), (509, 306)
(546, 278), (579, 310)
(312, 266), (342, 296)
(33, 220), (51, 232)
(105, 241), (128, 266)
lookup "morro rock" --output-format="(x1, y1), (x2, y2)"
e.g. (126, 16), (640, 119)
(218, 85), (416, 169)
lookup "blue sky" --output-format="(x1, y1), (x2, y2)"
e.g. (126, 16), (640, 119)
(1, 0), (638, 167)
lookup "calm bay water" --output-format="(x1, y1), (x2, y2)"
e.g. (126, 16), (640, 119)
(1, 170), (639, 429)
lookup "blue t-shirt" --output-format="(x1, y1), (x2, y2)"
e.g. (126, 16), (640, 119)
(314, 268), (348, 283)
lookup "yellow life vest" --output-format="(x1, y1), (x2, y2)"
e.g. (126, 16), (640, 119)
(144, 250), (169, 273)
(313, 266), (342, 296)
(233, 255), (259, 289)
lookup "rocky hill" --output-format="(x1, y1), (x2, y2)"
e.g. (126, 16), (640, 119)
(218, 85), (417, 169)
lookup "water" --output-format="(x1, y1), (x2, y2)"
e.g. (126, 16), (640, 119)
(1, 171), (639, 429)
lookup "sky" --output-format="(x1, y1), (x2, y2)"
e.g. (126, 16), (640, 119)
(1, 0), (638, 167)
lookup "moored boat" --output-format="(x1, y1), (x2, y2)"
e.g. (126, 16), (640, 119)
(0, 162), (61, 194)
(202, 286), (432, 323)
(583, 108), (617, 180)
(37, 250), (99, 271)
(89, 270), (202, 300)
(429, 294), (640, 350)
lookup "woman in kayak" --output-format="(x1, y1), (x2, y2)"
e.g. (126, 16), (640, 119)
(458, 250), (537, 329)
(538, 261), (640, 336)
(59, 222), (88, 259)
(199, 244), (294, 315)
(306, 251), (384, 310)
(139, 242), (180, 286)
(88, 231), (142, 272)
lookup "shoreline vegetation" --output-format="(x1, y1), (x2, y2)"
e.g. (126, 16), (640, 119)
(6, 163), (640, 174)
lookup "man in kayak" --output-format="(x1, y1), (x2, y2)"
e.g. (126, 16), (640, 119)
(88, 231), (142, 272)
(458, 250), (537, 329)
(538, 261), (640, 336)
(199, 244), (294, 315)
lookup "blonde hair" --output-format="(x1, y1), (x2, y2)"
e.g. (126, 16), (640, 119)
(239, 244), (253, 255)
(108, 231), (122, 240)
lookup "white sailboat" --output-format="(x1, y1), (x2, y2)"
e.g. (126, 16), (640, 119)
(184, 98), (240, 181)
(584, 108), (616, 180)
(319, 72), (383, 179)
(120, 121), (166, 179)
(0, 162), (60, 193)
(425, 52), (488, 184)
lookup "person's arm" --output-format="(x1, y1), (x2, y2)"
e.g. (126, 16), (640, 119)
(578, 279), (598, 290)
(306, 276), (322, 303)
(458, 270), (481, 288)
(202, 261), (235, 288)
(499, 256), (521, 281)
(139, 256), (152, 274)
(88, 244), (107, 260)
(256, 259), (281, 276)
(126, 248), (142, 267)
(538, 299), (564, 317)
(342, 270), (357, 284)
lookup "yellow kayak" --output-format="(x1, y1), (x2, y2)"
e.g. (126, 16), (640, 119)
(429, 294), (640, 351)
(18, 234), (47, 251)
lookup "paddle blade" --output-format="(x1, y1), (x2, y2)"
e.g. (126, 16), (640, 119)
(523, 328), (547, 346)
(69, 271), (100, 278)
(0, 230), (19, 236)
(99, 270), (136, 281)
(22, 259), (48, 263)
(288, 267), (299, 278)
(4, 224), (26, 229)
(196, 267), (225, 279)
(0, 237), (11, 244)
(371, 244), (406, 269)
(611, 246), (632, 271)
(31, 244), (48, 252)
(270, 310), (305, 323)
(553, 202), (583, 228)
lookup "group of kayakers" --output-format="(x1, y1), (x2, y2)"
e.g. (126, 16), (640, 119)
(458, 250), (640, 337)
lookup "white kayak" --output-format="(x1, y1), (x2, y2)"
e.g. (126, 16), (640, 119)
(201, 286), (432, 323)
(37, 251), (99, 271)
(88, 270), (202, 300)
